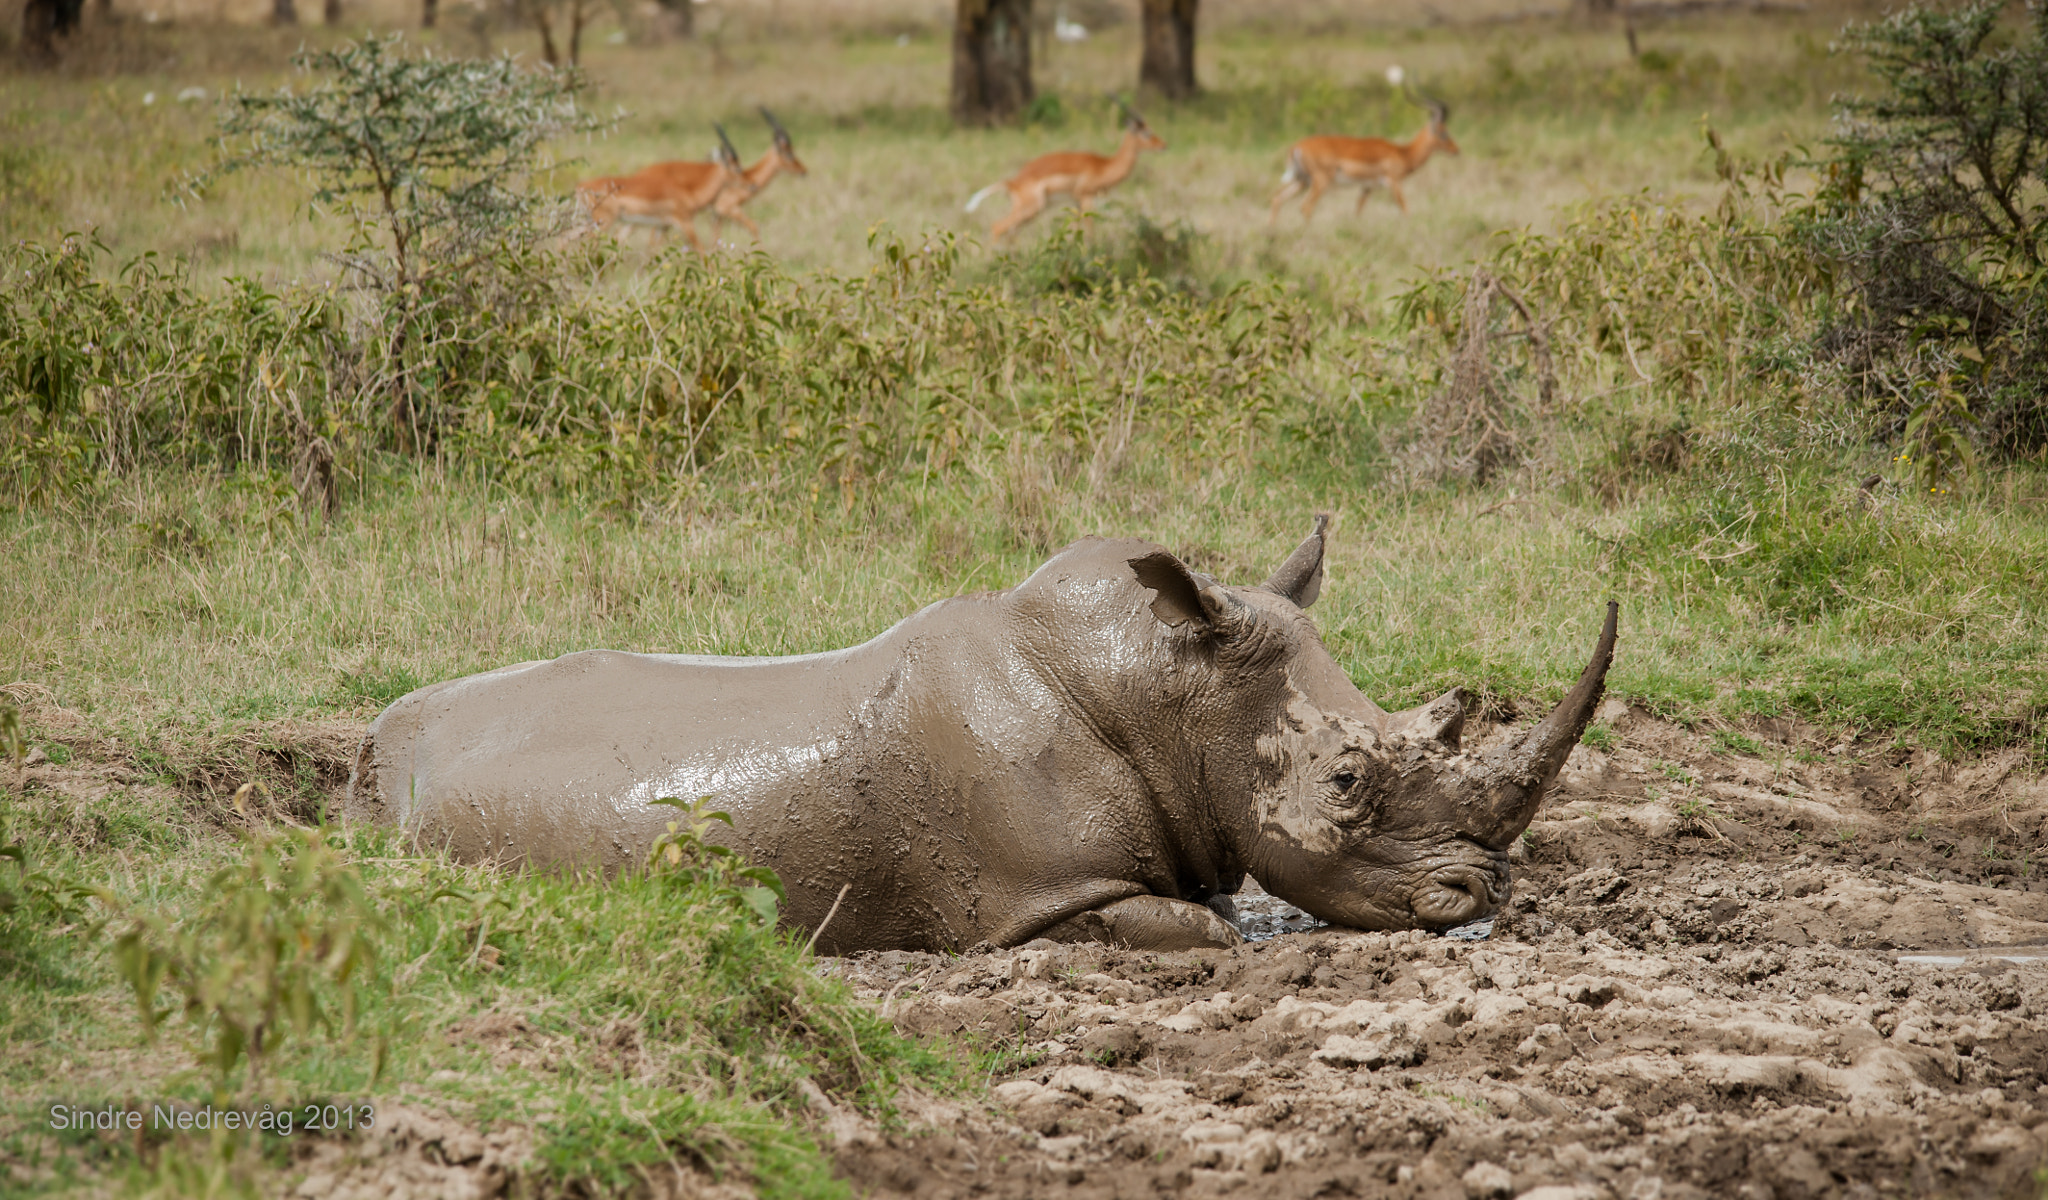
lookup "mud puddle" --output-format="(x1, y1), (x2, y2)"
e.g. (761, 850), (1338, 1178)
(825, 708), (2048, 1199)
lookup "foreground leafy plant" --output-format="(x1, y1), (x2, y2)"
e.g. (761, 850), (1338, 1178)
(108, 814), (387, 1094)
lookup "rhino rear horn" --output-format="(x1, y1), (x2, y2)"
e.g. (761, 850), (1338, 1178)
(1260, 513), (1329, 609)
(1463, 602), (1618, 848)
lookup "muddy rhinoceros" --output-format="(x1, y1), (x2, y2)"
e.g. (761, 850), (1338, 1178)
(347, 518), (1615, 953)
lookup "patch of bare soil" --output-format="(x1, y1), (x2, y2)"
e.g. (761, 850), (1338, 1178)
(825, 708), (2048, 1200)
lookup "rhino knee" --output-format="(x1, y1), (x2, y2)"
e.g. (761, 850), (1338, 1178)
(1041, 895), (1244, 952)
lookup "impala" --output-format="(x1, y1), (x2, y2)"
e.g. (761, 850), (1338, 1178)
(1268, 92), (1459, 225)
(576, 125), (746, 252)
(711, 107), (809, 240)
(964, 100), (1166, 242)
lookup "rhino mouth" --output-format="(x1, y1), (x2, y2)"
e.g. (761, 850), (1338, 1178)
(1411, 860), (1506, 928)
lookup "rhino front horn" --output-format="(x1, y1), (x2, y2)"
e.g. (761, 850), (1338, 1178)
(1463, 602), (1618, 849)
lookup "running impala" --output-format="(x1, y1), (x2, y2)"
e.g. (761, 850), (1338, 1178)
(1268, 92), (1459, 225)
(965, 101), (1166, 242)
(576, 125), (746, 252)
(711, 108), (809, 241)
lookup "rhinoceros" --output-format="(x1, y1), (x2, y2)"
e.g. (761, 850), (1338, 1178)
(347, 518), (1615, 953)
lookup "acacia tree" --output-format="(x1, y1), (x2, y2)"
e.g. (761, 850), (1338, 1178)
(1138, 0), (1196, 100)
(952, 0), (1034, 126)
(200, 35), (607, 449)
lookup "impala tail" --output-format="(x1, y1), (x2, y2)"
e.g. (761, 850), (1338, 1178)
(1278, 149), (1305, 186)
(965, 183), (1004, 213)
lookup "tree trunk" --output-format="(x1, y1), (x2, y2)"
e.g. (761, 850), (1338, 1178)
(22, 0), (84, 58)
(531, 0), (560, 66)
(323, 0), (340, 23)
(653, 0), (691, 39)
(568, 0), (586, 65)
(421, 0), (437, 29)
(951, 0), (1033, 127)
(1138, 0), (1196, 101)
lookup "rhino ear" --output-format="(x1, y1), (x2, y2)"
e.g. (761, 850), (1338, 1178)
(1129, 551), (1241, 633)
(1260, 513), (1329, 609)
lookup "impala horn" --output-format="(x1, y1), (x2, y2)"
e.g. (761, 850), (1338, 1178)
(1453, 602), (1617, 849)
(1113, 95), (1144, 128)
(1407, 85), (1449, 124)
(760, 106), (792, 149)
(714, 123), (742, 168)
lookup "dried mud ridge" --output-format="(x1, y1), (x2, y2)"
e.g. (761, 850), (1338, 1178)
(16, 703), (2048, 1198)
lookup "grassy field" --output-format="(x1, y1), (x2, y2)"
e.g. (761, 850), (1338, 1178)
(6, 3), (1869, 288)
(4, 0), (2047, 1194)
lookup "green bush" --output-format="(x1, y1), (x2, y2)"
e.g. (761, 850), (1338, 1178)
(0, 225), (1313, 508)
(107, 816), (387, 1094)
(1806, 0), (2048, 462)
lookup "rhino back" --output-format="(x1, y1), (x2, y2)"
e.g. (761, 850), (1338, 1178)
(345, 592), (1168, 950)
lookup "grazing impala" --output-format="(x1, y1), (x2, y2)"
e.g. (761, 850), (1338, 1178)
(711, 108), (809, 241)
(1268, 92), (1460, 225)
(576, 125), (746, 252)
(964, 101), (1166, 242)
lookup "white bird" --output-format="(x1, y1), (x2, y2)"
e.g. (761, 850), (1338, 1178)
(1055, 15), (1088, 42)
(1386, 64), (1405, 88)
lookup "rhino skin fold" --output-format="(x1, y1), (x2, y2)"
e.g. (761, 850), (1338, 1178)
(348, 520), (1617, 954)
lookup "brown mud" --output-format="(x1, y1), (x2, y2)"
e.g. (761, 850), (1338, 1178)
(823, 704), (2048, 1200)
(13, 701), (2048, 1198)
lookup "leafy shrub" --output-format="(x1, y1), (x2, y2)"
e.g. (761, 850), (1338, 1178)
(997, 207), (1210, 297)
(197, 34), (608, 454)
(1806, 0), (2048, 460)
(108, 818), (387, 1093)
(0, 226), (1313, 508)
(0, 823), (92, 989)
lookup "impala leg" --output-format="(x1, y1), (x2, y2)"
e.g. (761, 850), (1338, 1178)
(1075, 190), (1099, 234)
(1390, 179), (1409, 214)
(1268, 179), (1306, 227)
(990, 186), (1043, 243)
(1300, 174), (1329, 221)
(720, 202), (761, 241)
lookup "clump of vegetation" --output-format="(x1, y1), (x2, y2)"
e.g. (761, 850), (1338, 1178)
(1811, 0), (2048, 466)
(0, 224), (1312, 509)
(22, 793), (950, 1194)
(106, 810), (388, 1093)
(195, 34), (609, 455)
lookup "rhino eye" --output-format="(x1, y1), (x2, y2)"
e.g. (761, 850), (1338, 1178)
(1330, 771), (1358, 793)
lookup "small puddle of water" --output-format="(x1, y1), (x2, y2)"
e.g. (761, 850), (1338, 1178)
(1896, 952), (2047, 968)
(1229, 880), (1493, 943)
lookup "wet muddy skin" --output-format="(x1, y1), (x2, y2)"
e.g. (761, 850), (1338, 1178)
(351, 521), (1616, 954)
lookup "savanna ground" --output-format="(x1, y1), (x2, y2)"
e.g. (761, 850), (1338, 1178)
(3, 0), (2048, 1195)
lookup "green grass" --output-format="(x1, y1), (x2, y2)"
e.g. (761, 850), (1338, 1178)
(0, 3), (1875, 294)
(2, 815), (954, 1197)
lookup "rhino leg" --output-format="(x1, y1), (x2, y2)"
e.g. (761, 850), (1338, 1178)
(1040, 895), (1244, 951)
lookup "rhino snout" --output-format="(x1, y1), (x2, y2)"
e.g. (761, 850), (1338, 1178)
(1411, 861), (1504, 928)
